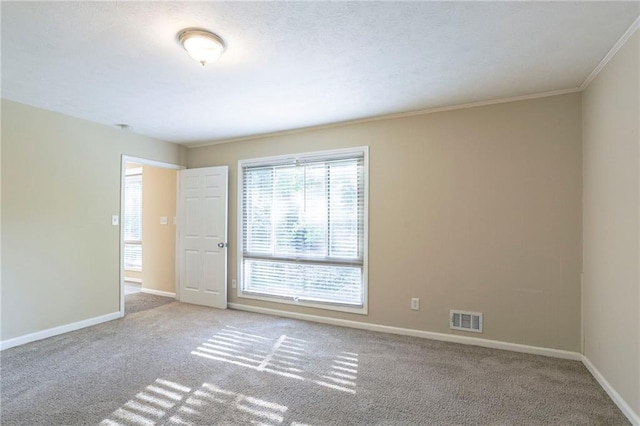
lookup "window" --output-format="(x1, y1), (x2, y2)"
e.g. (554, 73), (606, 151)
(124, 167), (142, 271)
(238, 147), (368, 313)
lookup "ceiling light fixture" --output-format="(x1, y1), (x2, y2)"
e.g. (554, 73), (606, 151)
(178, 29), (225, 66)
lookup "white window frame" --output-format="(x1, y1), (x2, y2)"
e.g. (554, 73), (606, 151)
(237, 146), (369, 315)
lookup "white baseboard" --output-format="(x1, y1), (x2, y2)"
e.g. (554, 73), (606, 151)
(141, 288), (176, 298)
(229, 303), (638, 422)
(0, 312), (121, 351)
(227, 303), (582, 361)
(582, 355), (640, 425)
(3, 303), (633, 424)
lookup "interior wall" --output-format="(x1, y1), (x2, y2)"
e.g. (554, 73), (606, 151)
(1, 99), (186, 341)
(187, 92), (583, 351)
(582, 29), (639, 417)
(141, 165), (178, 294)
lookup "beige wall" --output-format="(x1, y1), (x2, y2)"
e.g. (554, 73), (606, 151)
(187, 93), (583, 351)
(583, 30), (639, 416)
(1, 99), (186, 341)
(141, 165), (178, 294)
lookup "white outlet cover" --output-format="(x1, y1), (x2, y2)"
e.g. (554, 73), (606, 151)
(411, 298), (420, 310)
(160, 216), (168, 225)
(111, 215), (119, 225)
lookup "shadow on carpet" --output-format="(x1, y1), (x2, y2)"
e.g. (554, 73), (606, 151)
(125, 292), (175, 315)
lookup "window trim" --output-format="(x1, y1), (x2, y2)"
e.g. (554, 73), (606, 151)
(237, 146), (369, 315)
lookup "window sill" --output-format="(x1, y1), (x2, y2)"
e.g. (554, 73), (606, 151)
(237, 290), (368, 315)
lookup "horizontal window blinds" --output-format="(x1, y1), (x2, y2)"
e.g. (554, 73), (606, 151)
(124, 243), (142, 271)
(124, 174), (142, 270)
(241, 153), (365, 306)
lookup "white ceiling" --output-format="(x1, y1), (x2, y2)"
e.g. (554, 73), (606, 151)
(2, 2), (638, 145)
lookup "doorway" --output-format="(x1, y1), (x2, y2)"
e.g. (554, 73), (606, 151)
(120, 156), (183, 316)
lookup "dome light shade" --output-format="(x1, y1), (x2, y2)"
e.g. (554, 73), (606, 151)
(178, 29), (225, 66)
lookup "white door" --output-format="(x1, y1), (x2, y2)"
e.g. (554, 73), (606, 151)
(178, 166), (228, 309)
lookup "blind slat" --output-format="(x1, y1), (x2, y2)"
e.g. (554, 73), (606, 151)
(124, 243), (142, 270)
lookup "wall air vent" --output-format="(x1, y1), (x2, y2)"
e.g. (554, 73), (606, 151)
(450, 310), (483, 333)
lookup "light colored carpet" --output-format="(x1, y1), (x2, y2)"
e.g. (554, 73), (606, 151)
(124, 283), (142, 296)
(0, 298), (629, 425)
(125, 292), (174, 315)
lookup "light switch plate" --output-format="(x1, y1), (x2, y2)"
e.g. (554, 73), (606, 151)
(160, 216), (168, 225)
(112, 215), (119, 226)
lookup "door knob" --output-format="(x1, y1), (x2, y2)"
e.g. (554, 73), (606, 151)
(217, 242), (228, 248)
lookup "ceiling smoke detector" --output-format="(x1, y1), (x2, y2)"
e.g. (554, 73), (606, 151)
(178, 29), (225, 66)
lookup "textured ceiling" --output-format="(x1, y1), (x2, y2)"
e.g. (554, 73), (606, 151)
(1, 1), (638, 145)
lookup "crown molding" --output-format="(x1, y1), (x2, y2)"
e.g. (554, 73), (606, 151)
(580, 15), (640, 90)
(187, 16), (639, 149)
(186, 87), (581, 149)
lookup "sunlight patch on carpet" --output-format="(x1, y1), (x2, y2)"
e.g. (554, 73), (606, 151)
(100, 378), (289, 426)
(191, 325), (359, 395)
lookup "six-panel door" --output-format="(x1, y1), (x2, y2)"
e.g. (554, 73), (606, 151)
(178, 166), (228, 309)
